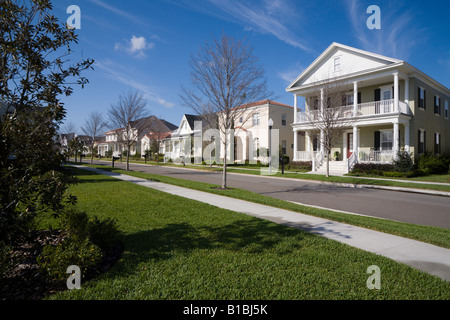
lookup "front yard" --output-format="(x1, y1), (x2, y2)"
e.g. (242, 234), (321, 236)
(45, 167), (450, 300)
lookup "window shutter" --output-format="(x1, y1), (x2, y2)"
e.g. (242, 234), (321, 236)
(374, 89), (381, 101)
(374, 131), (380, 151)
(358, 92), (361, 104)
(424, 130), (426, 151)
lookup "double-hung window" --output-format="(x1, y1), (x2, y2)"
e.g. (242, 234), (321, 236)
(434, 95), (441, 115)
(418, 87), (426, 109)
(380, 130), (393, 151)
(252, 113), (260, 126)
(434, 133), (441, 155)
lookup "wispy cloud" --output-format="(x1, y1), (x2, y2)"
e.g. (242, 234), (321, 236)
(344, 0), (426, 60)
(278, 62), (305, 84)
(115, 35), (155, 58)
(177, 0), (312, 52)
(95, 59), (175, 109)
(89, 0), (147, 26)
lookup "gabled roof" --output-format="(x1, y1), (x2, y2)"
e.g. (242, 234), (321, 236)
(286, 42), (403, 91)
(184, 114), (203, 130)
(105, 116), (178, 135)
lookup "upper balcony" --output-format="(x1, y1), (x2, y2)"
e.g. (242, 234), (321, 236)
(295, 99), (410, 124)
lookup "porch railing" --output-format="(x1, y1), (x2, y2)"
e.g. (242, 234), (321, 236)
(297, 99), (409, 123)
(347, 151), (357, 172)
(296, 151), (312, 161)
(312, 151), (323, 171)
(358, 150), (394, 163)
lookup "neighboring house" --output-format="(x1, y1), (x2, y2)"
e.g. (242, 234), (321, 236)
(98, 116), (177, 157)
(59, 133), (104, 155)
(287, 42), (450, 175)
(218, 100), (295, 163)
(58, 133), (76, 153)
(163, 114), (204, 162)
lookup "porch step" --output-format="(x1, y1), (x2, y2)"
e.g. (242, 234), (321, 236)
(314, 160), (348, 176)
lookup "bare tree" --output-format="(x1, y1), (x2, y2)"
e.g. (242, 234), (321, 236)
(306, 79), (357, 177)
(108, 90), (150, 170)
(81, 110), (108, 164)
(180, 34), (271, 188)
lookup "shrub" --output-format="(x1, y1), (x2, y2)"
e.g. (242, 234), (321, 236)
(87, 216), (122, 252)
(60, 208), (121, 252)
(417, 152), (449, 174)
(392, 150), (414, 172)
(351, 163), (394, 175)
(286, 161), (312, 171)
(37, 238), (102, 282)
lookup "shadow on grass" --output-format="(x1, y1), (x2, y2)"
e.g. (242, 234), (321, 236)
(108, 218), (308, 275)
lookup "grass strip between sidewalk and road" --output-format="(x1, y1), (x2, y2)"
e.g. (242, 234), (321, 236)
(77, 163), (450, 249)
(93, 158), (450, 192)
(47, 166), (450, 300)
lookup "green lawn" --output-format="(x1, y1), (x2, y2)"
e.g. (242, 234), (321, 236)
(46, 167), (450, 300)
(79, 164), (450, 249)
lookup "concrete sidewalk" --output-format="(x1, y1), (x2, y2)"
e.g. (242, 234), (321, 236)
(73, 164), (450, 282)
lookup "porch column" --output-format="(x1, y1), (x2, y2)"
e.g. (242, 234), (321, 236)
(394, 72), (399, 112)
(320, 129), (324, 154)
(305, 131), (311, 152)
(293, 94), (298, 123)
(353, 126), (358, 161)
(393, 122), (399, 159)
(293, 130), (298, 161)
(404, 123), (410, 153)
(404, 77), (410, 114)
(353, 81), (358, 116)
(343, 132), (347, 160)
(320, 88), (324, 115)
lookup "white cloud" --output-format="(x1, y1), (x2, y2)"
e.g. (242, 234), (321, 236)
(115, 35), (155, 58)
(278, 63), (305, 84)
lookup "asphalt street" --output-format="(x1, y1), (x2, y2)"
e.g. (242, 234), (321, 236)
(82, 160), (450, 229)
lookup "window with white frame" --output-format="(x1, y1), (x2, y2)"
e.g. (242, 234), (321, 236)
(333, 57), (341, 72)
(434, 132), (441, 155)
(445, 100), (448, 119)
(418, 87), (426, 109)
(418, 129), (426, 155)
(281, 140), (287, 155)
(380, 130), (393, 151)
(281, 113), (287, 126)
(434, 95), (441, 115)
(252, 113), (260, 126)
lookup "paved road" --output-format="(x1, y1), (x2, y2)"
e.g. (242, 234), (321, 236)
(82, 160), (450, 229)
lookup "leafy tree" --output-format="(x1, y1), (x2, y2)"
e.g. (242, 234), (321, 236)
(0, 0), (94, 245)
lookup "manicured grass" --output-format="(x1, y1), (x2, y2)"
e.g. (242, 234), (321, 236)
(47, 167), (450, 299)
(80, 163), (450, 249)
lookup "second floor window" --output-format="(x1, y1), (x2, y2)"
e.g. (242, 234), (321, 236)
(333, 57), (341, 72)
(434, 95), (441, 115)
(252, 113), (260, 126)
(445, 100), (449, 119)
(281, 114), (286, 126)
(418, 87), (426, 109)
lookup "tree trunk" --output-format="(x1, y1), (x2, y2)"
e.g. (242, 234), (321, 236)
(126, 143), (130, 171)
(326, 155), (330, 177)
(222, 141), (227, 189)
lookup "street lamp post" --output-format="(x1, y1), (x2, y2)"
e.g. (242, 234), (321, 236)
(268, 118), (273, 174)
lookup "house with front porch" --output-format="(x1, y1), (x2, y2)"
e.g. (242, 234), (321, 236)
(287, 42), (450, 175)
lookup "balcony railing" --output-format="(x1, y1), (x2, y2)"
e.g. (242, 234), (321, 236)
(297, 99), (409, 123)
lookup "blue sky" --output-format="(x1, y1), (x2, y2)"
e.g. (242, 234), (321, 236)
(54, 0), (450, 132)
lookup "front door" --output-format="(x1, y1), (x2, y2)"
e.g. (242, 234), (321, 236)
(347, 133), (354, 158)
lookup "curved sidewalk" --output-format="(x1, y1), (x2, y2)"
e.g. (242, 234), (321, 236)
(74, 165), (450, 282)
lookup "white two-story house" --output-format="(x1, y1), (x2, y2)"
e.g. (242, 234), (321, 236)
(287, 42), (450, 175)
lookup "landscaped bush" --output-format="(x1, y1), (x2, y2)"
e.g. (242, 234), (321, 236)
(286, 161), (312, 171)
(37, 238), (102, 282)
(37, 208), (122, 282)
(392, 150), (414, 173)
(417, 152), (450, 175)
(352, 163), (394, 174)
